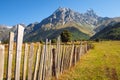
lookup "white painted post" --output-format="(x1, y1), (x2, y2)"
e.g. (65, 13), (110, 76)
(15, 25), (24, 80)
(7, 32), (14, 80)
(23, 43), (28, 80)
(0, 45), (5, 80)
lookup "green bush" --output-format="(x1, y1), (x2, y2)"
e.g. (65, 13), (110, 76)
(60, 30), (72, 42)
(51, 39), (57, 43)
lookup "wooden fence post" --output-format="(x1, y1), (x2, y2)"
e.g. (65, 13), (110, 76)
(42, 39), (48, 80)
(28, 43), (34, 80)
(15, 25), (24, 80)
(80, 42), (82, 56)
(85, 42), (88, 53)
(0, 45), (5, 80)
(23, 43), (28, 80)
(49, 40), (53, 79)
(38, 45), (45, 80)
(7, 32), (14, 80)
(56, 36), (60, 78)
(33, 43), (41, 80)
(52, 48), (57, 79)
(69, 44), (74, 68)
(46, 40), (52, 80)
(60, 44), (65, 73)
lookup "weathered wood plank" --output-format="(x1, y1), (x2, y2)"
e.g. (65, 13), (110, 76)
(42, 39), (48, 80)
(56, 36), (60, 78)
(80, 42), (83, 57)
(60, 45), (63, 73)
(0, 45), (5, 80)
(52, 48), (57, 78)
(49, 40), (53, 79)
(15, 25), (24, 80)
(69, 44), (74, 68)
(33, 43), (41, 80)
(79, 42), (82, 58)
(7, 32), (14, 80)
(23, 43), (28, 80)
(38, 45), (45, 80)
(28, 43), (34, 80)
(46, 40), (52, 80)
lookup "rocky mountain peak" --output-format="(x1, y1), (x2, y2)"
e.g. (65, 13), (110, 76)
(40, 7), (101, 28)
(86, 9), (96, 15)
(54, 7), (72, 13)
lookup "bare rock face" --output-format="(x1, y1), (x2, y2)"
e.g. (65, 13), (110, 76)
(1, 7), (120, 42)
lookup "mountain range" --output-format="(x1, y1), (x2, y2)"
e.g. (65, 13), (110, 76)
(91, 22), (120, 40)
(0, 7), (120, 42)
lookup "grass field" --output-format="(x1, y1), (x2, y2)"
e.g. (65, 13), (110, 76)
(58, 41), (120, 80)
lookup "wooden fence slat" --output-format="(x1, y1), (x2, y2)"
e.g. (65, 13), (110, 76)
(28, 43), (34, 80)
(46, 40), (52, 80)
(42, 39), (48, 80)
(15, 25), (24, 80)
(38, 45), (45, 80)
(80, 42), (83, 56)
(60, 45), (64, 73)
(56, 36), (60, 78)
(0, 45), (5, 80)
(85, 42), (88, 53)
(59, 44), (62, 74)
(23, 43), (28, 80)
(7, 32), (14, 80)
(69, 44), (74, 68)
(52, 48), (57, 79)
(45, 39), (49, 80)
(49, 40), (52, 79)
(33, 43), (41, 80)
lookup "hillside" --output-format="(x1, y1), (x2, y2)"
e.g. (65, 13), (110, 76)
(91, 22), (120, 40)
(1, 7), (120, 42)
(24, 8), (98, 42)
(58, 41), (120, 80)
(24, 22), (93, 42)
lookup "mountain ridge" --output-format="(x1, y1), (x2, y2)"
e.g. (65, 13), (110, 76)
(0, 7), (120, 42)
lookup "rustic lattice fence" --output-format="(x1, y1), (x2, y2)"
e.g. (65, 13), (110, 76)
(0, 25), (92, 80)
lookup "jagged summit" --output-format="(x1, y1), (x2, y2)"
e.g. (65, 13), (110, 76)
(55, 7), (72, 13)
(40, 7), (100, 29)
(0, 7), (120, 42)
(85, 9), (98, 17)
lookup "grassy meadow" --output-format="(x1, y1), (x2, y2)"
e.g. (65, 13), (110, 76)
(58, 41), (120, 80)
(3, 41), (120, 80)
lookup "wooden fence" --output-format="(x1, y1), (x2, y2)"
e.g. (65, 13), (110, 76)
(0, 25), (92, 80)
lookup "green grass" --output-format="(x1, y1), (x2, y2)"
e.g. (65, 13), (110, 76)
(58, 41), (120, 80)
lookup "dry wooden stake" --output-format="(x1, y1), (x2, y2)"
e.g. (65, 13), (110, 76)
(0, 45), (5, 80)
(33, 43), (41, 80)
(7, 32), (14, 80)
(69, 44), (74, 68)
(28, 43), (34, 80)
(38, 45), (45, 80)
(15, 25), (24, 80)
(23, 43), (28, 80)
(42, 39), (48, 80)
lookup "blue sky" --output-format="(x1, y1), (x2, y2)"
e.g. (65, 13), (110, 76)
(0, 0), (120, 26)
